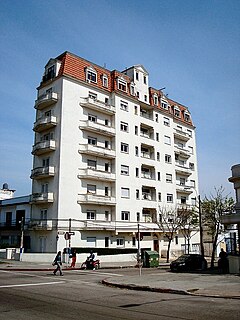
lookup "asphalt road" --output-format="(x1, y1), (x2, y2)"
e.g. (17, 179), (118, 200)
(0, 268), (239, 320)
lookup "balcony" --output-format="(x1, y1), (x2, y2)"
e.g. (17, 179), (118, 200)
(30, 192), (54, 204)
(35, 92), (58, 110)
(32, 140), (56, 155)
(175, 164), (192, 176)
(80, 97), (115, 114)
(78, 168), (115, 181)
(79, 144), (115, 159)
(33, 115), (57, 132)
(174, 128), (190, 142)
(79, 120), (115, 137)
(30, 166), (55, 179)
(140, 109), (153, 121)
(28, 219), (56, 230)
(174, 146), (190, 159)
(176, 185), (193, 195)
(78, 193), (116, 206)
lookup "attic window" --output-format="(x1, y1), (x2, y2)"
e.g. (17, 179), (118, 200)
(174, 106), (180, 117)
(130, 82), (135, 96)
(184, 112), (190, 122)
(161, 99), (168, 110)
(118, 77), (127, 92)
(153, 94), (158, 106)
(102, 74), (108, 88)
(86, 66), (97, 83)
(43, 65), (55, 81)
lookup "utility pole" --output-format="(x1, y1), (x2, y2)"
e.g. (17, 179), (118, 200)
(137, 214), (142, 276)
(20, 217), (24, 261)
(199, 195), (204, 257)
(69, 218), (72, 249)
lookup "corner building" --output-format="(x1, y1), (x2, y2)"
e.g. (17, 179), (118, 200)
(30, 51), (199, 256)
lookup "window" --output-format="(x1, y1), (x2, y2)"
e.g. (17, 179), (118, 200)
(121, 143), (129, 153)
(88, 114), (97, 122)
(105, 163), (109, 172)
(188, 146), (193, 154)
(105, 119), (109, 126)
(118, 78), (127, 92)
(136, 189), (139, 199)
(180, 177), (186, 186)
(135, 126), (138, 135)
(144, 95), (147, 102)
(105, 187), (109, 196)
(164, 117), (170, 126)
(143, 75), (147, 84)
(121, 187), (130, 198)
(87, 184), (96, 194)
(120, 100), (128, 111)
(181, 196), (187, 204)
(136, 212), (140, 221)
(157, 172), (161, 181)
(187, 129), (192, 137)
(132, 237), (136, 246)
(121, 211), (130, 221)
(136, 72), (139, 81)
(105, 140), (109, 149)
(184, 113), (190, 122)
(190, 180), (195, 187)
(105, 211), (110, 221)
(120, 121), (128, 132)
(154, 94), (158, 106)
(157, 152), (160, 161)
(156, 133), (159, 141)
(134, 105), (138, 115)
(135, 146), (139, 156)
(136, 168), (139, 177)
(189, 162), (195, 170)
(158, 192), (161, 201)
(161, 100), (168, 110)
(130, 83), (135, 95)
(155, 113), (159, 122)
(87, 159), (97, 169)
(167, 193), (173, 202)
(42, 157), (50, 167)
(105, 97), (109, 104)
(166, 173), (172, 183)
(102, 74), (108, 87)
(174, 107), (180, 117)
(164, 135), (171, 145)
(105, 237), (109, 247)
(41, 183), (48, 193)
(87, 211), (96, 220)
(175, 236), (178, 245)
(89, 92), (97, 100)
(116, 238), (124, 247)
(177, 125), (182, 131)
(88, 136), (97, 145)
(136, 91), (139, 98)
(86, 67), (97, 83)
(165, 154), (172, 163)
(121, 165), (129, 175)
(191, 197), (197, 205)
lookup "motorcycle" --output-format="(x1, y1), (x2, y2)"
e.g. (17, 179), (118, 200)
(81, 257), (100, 270)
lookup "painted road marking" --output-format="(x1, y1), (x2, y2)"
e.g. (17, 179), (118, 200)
(0, 281), (65, 288)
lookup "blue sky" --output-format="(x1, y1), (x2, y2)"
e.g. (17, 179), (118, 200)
(0, 0), (239, 197)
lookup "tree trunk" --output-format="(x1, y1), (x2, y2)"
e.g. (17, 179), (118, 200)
(166, 239), (172, 263)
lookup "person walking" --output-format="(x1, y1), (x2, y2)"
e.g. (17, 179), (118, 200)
(53, 251), (63, 276)
(70, 249), (77, 268)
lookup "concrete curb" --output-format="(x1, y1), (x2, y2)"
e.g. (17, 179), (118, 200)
(101, 279), (240, 300)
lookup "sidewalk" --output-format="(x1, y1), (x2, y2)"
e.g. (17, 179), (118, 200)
(1, 259), (239, 299)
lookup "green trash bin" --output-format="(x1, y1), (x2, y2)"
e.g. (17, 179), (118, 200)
(144, 251), (159, 267)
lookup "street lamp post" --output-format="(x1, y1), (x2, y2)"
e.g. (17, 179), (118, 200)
(20, 217), (24, 261)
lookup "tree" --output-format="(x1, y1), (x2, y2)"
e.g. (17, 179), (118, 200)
(178, 206), (199, 254)
(157, 206), (197, 262)
(201, 186), (234, 269)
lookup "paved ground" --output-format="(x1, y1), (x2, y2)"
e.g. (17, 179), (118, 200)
(0, 259), (239, 299)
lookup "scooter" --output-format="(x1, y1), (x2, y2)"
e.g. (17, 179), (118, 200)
(81, 257), (100, 270)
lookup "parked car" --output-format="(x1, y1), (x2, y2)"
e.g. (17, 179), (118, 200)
(170, 254), (207, 272)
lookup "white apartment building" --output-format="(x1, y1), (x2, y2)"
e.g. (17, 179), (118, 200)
(28, 51), (199, 256)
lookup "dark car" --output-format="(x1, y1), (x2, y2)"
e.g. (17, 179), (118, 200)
(170, 254), (207, 272)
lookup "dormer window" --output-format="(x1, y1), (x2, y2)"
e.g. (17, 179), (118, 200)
(153, 94), (158, 106)
(86, 66), (97, 83)
(43, 65), (55, 82)
(130, 82), (135, 96)
(174, 106), (180, 117)
(161, 99), (168, 110)
(102, 74), (108, 88)
(184, 112), (190, 122)
(118, 77), (127, 92)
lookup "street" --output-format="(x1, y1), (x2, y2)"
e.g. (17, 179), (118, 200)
(0, 268), (239, 320)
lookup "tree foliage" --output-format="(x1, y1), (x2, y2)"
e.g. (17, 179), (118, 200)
(201, 186), (234, 268)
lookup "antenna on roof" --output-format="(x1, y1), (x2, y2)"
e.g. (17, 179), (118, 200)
(103, 63), (106, 68)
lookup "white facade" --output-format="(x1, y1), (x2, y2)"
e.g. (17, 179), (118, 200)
(28, 52), (199, 256)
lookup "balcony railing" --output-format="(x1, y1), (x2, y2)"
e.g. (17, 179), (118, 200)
(28, 219), (56, 230)
(174, 145), (190, 158)
(33, 116), (57, 132)
(78, 168), (116, 181)
(78, 144), (115, 158)
(30, 166), (55, 179)
(78, 193), (116, 206)
(174, 128), (191, 141)
(32, 140), (56, 155)
(79, 120), (115, 136)
(80, 97), (115, 114)
(176, 185), (193, 194)
(35, 92), (58, 110)
(141, 172), (155, 180)
(30, 192), (54, 203)
(175, 164), (192, 176)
